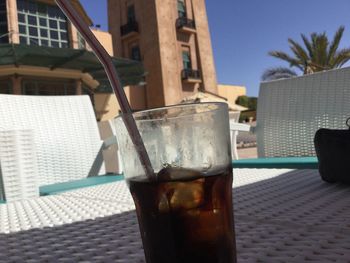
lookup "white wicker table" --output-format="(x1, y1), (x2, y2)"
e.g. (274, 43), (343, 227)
(1, 169), (350, 262)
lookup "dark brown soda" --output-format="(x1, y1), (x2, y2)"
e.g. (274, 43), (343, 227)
(128, 167), (236, 263)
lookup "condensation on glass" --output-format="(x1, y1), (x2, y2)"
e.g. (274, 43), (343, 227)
(115, 103), (231, 179)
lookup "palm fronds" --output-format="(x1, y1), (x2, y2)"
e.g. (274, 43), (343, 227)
(261, 67), (298, 81)
(263, 26), (350, 80)
(327, 26), (345, 65)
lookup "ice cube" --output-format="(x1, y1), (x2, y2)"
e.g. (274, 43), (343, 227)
(168, 179), (204, 211)
(158, 194), (170, 213)
(157, 167), (205, 212)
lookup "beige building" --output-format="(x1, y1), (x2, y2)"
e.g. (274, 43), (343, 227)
(0, 0), (246, 121)
(218, 84), (246, 107)
(90, 29), (114, 56)
(0, 0), (143, 121)
(108, 0), (218, 109)
(0, 0), (93, 95)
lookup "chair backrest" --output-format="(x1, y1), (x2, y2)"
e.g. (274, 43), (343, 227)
(229, 111), (241, 122)
(256, 67), (350, 158)
(107, 119), (124, 174)
(0, 95), (105, 186)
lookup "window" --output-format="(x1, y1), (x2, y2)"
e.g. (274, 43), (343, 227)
(17, 0), (69, 48)
(182, 50), (191, 70)
(19, 25), (26, 34)
(127, 5), (136, 23)
(40, 28), (48, 37)
(22, 80), (76, 96)
(177, 0), (186, 18)
(18, 13), (25, 23)
(0, 0), (8, 43)
(131, 45), (141, 61)
(29, 26), (38, 36)
(27, 15), (36, 25)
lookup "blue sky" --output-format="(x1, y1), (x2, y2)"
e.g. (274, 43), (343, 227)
(80, 0), (350, 96)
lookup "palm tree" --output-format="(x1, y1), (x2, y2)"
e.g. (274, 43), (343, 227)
(262, 26), (350, 81)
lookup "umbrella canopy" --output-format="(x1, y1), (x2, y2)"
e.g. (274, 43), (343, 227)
(0, 44), (145, 89)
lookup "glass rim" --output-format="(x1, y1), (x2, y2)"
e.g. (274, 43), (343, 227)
(116, 102), (229, 123)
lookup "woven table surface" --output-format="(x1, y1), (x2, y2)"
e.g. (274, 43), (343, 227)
(1, 169), (350, 262)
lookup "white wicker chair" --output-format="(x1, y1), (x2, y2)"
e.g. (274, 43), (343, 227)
(0, 94), (116, 201)
(232, 67), (350, 168)
(256, 67), (350, 158)
(230, 120), (250, 160)
(228, 111), (250, 160)
(108, 119), (123, 174)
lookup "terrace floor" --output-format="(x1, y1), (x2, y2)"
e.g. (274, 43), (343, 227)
(238, 147), (257, 159)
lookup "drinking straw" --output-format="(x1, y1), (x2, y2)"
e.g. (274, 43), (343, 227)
(55, 0), (155, 180)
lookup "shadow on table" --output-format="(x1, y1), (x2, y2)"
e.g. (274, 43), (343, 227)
(0, 211), (144, 263)
(233, 169), (350, 262)
(1, 169), (350, 262)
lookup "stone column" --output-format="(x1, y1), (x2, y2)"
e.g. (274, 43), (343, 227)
(75, 80), (82, 95)
(11, 75), (22, 95)
(7, 0), (20, 44)
(70, 25), (79, 49)
(192, 0), (218, 94)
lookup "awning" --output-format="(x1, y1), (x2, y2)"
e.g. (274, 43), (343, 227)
(0, 44), (145, 89)
(181, 91), (249, 111)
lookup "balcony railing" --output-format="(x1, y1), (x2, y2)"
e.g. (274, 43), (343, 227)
(176, 17), (196, 30)
(120, 21), (139, 36)
(181, 69), (201, 80)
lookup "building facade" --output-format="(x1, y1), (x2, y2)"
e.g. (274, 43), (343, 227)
(108, 0), (218, 109)
(218, 84), (247, 107)
(0, 0), (246, 121)
(0, 0), (145, 121)
(0, 0), (95, 96)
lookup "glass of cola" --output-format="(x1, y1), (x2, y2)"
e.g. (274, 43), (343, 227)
(114, 103), (237, 263)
